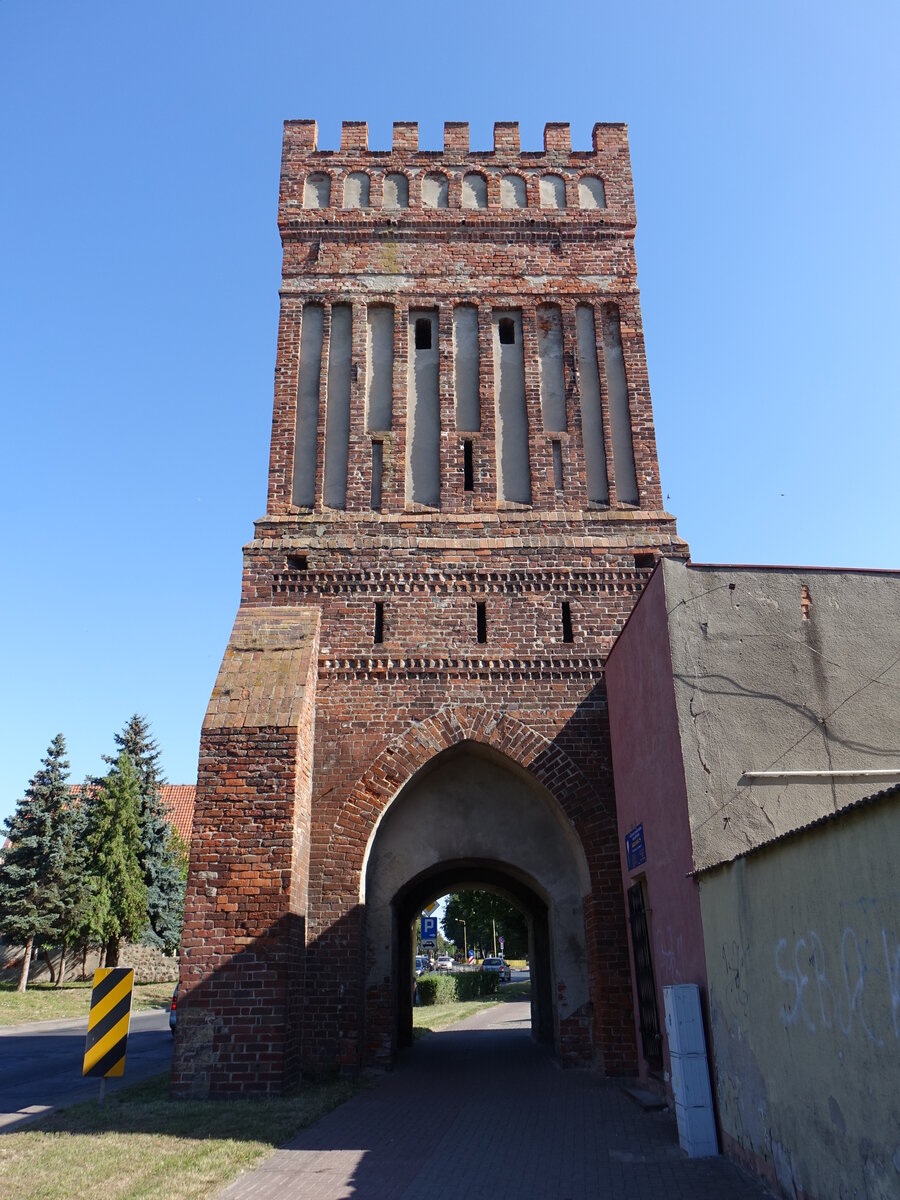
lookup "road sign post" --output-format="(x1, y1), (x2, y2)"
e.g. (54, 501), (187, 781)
(82, 967), (135, 1101)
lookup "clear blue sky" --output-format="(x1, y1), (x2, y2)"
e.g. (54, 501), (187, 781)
(2, 2), (898, 821)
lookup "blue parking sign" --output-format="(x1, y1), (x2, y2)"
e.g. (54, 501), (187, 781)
(421, 916), (438, 941)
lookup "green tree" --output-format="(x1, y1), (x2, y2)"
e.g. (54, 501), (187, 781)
(106, 715), (185, 953)
(443, 891), (529, 960)
(51, 799), (94, 984)
(0, 735), (71, 991)
(83, 751), (147, 966)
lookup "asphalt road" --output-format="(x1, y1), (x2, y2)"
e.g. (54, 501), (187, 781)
(0, 1007), (173, 1131)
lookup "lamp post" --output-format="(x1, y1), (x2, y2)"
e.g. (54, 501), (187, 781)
(460, 919), (467, 965)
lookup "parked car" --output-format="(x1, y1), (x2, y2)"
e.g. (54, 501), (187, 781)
(481, 957), (511, 982)
(435, 954), (454, 973)
(415, 955), (428, 976)
(169, 984), (178, 1033)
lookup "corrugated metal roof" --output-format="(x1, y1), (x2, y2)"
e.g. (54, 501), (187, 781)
(695, 781), (900, 873)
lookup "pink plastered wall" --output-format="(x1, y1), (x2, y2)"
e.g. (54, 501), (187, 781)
(605, 564), (709, 1092)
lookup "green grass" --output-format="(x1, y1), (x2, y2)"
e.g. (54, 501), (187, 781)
(0, 980), (174, 1025)
(412, 977), (531, 1038)
(0, 1071), (356, 1200)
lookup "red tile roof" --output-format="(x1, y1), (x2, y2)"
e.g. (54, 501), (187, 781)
(63, 784), (196, 844)
(158, 785), (196, 843)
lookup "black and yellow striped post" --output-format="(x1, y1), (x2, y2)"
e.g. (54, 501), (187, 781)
(82, 967), (135, 1099)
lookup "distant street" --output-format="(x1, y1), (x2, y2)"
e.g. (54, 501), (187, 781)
(0, 1007), (172, 1131)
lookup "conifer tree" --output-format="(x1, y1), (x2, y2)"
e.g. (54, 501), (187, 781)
(52, 800), (94, 984)
(106, 715), (185, 953)
(0, 735), (71, 991)
(83, 751), (147, 966)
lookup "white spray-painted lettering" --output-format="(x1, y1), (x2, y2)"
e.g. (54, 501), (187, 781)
(883, 929), (900, 1040)
(774, 926), (892, 1044)
(655, 924), (684, 985)
(721, 939), (750, 1020)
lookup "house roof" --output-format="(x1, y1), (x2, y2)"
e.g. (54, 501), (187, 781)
(3, 784), (196, 852)
(65, 784), (196, 843)
(158, 785), (196, 843)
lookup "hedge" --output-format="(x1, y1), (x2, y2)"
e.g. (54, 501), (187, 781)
(415, 970), (500, 1006)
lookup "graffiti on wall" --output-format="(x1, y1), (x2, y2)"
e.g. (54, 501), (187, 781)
(721, 939), (750, 1022)
(654, 924), (685, 985)
(773, 897), (899, 1045)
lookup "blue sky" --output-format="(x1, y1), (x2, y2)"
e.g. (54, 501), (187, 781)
(1, 2), (898, 821)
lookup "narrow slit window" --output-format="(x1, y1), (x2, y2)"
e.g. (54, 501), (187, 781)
(374, 601), (384, 645)
(561, 601), (574, 643)
(552, 440), (563, 492)
(415, 318), (432, 350)
(476, 601), (487, 644)
(463, 440), (474, 491)
(498, 318), (515, 345)
(286, 554), (308, 572)
(370, 441), (383, 510)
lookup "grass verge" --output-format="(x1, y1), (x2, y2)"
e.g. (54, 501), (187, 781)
(412, 978), (531, 1038)
(0, 980), (174, 1024)
(0, 1071), (356, 1200)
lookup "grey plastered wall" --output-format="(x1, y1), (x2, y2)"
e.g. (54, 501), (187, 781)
(699, 794), (900, 1200)
(660, 560), (900, 872)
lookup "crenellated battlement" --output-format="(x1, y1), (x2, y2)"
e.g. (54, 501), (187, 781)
(279, 119), (634, 218)
(285, 119), (627, 155)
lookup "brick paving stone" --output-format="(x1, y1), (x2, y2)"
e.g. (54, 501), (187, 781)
(218, 1000), (773, 1200)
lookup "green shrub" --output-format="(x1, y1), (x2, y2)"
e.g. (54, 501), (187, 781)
(415, 970), (500, 1005)
(454, 970), (499, 1000)
(416, 976), (438, 1006)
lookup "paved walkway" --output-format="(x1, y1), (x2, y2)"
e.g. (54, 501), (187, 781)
(220, 1000), (771, 1200)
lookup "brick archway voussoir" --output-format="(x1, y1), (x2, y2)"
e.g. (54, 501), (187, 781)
(319, 704), (601, 908)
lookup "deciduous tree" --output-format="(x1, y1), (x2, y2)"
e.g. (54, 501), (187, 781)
(443, 891), (528, 960)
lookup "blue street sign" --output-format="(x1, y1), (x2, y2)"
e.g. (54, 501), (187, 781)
(421, 916), (438, 942)
(625, 823), (647, 870)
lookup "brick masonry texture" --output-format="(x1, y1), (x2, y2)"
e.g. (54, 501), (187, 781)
(173, 120), (688, 1098)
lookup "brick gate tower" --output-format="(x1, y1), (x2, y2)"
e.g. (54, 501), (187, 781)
(173, 119), (687, 1098)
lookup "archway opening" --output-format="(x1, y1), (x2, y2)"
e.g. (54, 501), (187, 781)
(394, 867), (553, 1052)
(362, 742), (592, 1067)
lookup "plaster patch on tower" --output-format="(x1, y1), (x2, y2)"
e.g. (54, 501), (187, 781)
(292, 303), (323, 509)
(537, 304), (567, 433)
(406, 310), (440, 506)
(323, 305), (352, 509)
(453, 305), (480, 432)
(493, 309), (531, 504)
(575, 305), (610, 505)
(422, 172), (449, 208)
(366, 305), (393, 432)
(602, 304), (639, 505)
(501, 174), (527, 208)
(462, 173), (487, 209)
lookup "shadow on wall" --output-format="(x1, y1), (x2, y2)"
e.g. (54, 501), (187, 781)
(173, 671), (645, 1098)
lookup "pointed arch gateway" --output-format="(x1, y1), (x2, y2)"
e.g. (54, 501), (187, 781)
(310, 704), (623, 1070)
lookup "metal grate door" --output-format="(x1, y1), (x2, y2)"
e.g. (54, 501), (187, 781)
(627, 881), (663, 1068)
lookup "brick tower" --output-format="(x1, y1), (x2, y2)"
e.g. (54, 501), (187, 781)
(173, 119), (687, 1097)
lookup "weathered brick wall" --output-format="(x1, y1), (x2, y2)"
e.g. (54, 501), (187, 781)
(176, 119), (687, 1096)
(172, 609), (318, 1096)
